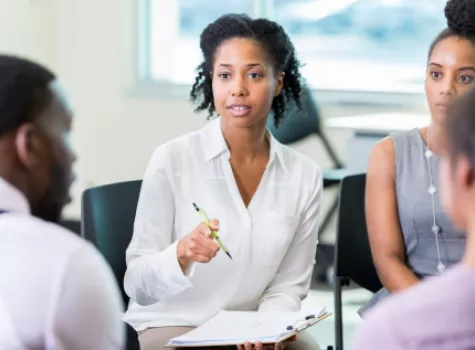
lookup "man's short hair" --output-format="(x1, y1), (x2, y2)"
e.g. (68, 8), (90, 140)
(0, 55), (56, 136)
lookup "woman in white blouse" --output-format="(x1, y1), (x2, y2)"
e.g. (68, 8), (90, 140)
(123, 14), (322, 350)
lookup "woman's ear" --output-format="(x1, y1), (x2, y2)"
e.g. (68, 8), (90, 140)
(274, 72), (285, 97)
(15, 123), (44, 169)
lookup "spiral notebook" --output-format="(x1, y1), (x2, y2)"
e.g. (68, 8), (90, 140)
(165, 307), (331, 348)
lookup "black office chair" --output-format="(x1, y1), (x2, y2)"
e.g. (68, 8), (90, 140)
(267, 87), (345, 282)
(333, 174), (382, 350)
(81, 180), (143, 350)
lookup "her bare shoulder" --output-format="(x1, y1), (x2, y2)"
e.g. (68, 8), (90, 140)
(367, 137), (396, 181)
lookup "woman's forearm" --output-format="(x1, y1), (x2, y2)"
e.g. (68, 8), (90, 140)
(377, 257), (420, 293)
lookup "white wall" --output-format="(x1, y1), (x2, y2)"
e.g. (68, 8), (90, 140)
(0, 0), (57, 68)
(1, 0), (428, 242)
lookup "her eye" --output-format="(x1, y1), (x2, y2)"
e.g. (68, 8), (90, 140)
(431, 71), (442, 79)
(458, 75), (474, 84)
(218, 73), (230, 79)
(248, 72), (262, 79)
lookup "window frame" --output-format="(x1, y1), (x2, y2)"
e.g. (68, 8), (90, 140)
(132, 0), (428, 108)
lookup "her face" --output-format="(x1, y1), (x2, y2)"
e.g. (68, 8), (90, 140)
(425, 36), (475, 125)
(211, 37), (284, 129)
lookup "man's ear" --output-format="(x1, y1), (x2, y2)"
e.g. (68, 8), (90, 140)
(15, 123), (44, 169)
(274, 72), (285, 97)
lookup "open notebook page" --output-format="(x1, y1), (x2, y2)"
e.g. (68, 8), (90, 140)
(169, 307), (326, 346)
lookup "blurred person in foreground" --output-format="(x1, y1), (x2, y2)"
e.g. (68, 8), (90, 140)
(0, 54), (125, 349)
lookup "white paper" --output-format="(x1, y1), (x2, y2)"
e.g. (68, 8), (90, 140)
(169, 307), (327, 346)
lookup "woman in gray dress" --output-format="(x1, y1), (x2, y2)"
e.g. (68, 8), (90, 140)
(362, 0), (475, 315)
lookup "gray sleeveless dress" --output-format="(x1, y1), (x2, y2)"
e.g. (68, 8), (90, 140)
(359, 128), (466, 316)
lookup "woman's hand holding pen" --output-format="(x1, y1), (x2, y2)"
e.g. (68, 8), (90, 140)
(177, 219), (220, 273)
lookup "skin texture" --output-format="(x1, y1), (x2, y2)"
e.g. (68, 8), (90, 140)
(365, 35), (475, 294)
(177, 220), (220, 272)
(212, 38), (284, 208)
(189, 14), (302, 128)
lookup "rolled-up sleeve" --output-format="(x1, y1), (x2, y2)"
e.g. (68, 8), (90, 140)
(258, 167), (322, 312)
(124, 147), (193, 306)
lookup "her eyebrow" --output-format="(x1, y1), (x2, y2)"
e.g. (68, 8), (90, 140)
(458, 66), (475, 73)
(218, 63), (263, 68)
(428, 62), (475, 72)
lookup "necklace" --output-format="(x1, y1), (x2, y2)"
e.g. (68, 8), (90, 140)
(423, 128), (445, 273)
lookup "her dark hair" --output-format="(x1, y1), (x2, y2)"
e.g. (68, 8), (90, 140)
(446, 86), (475, 171)
(189, 13), (304, 127)
(428, 0), (475, 59)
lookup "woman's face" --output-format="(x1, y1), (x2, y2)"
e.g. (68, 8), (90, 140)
(425, 36), (475, 125)
(211, 37), (284, 129)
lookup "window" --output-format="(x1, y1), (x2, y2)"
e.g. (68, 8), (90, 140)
(143, 0), (448, 94)
(146, 0), (254, 85)
(274, 0), (447, 93)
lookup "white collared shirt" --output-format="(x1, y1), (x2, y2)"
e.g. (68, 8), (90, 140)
(0, 177), (125, 350)
(123, 117), (322, 331)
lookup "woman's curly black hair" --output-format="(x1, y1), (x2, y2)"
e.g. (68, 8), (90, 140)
(429, 0), (475, 58)
(190, 13), (304, 127)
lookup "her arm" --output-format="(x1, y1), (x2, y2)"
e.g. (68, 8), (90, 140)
(366, 138), (419, 292)
(123, 147), (193, 306)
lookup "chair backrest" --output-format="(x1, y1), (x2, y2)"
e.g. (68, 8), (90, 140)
(81, 180), (142, 305)
(59, 219), (81, 235)
(334, 173), (382, 293)
(266, 86), (322, 143)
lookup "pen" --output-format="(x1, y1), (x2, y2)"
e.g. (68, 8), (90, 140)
(192, 202), (233, 260)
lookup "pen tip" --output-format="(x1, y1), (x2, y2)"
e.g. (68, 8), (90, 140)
(192, 202), (199, 211)
(226, 252), (233, 260)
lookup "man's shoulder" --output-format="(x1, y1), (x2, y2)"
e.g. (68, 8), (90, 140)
(0, 213), (116, 301)
(25, 215), (86, 249)
(4, 213), (101, 266)
(360, 266), (475, 346)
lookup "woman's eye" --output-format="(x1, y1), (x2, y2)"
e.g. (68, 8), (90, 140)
(431, 72), (441, 79)
(459, 75), (474, 84)
(248, 72), (262, 79)
(219, 73), (230, 79)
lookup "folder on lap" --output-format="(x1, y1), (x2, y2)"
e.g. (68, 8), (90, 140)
(165, 307), (331, 348)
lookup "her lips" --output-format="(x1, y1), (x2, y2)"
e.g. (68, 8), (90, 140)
(227, 105), (252, 116)
(228, 105), (250, 110)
